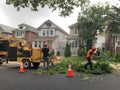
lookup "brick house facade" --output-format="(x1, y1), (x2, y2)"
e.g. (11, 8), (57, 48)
(105, 31), (120, 53)
(12, 23), (38, 43)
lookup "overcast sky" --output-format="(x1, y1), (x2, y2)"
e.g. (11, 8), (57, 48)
(0, 0), (119, 33)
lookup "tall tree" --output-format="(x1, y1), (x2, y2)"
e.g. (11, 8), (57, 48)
(6, 0), (89, 16)
(64, 42), (71, 57)
(77, 3), (111, 50)
(107, 6), (120, 33)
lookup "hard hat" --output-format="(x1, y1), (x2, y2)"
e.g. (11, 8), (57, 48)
(92, 47), (96, 51)
(44, 43), (48, 47)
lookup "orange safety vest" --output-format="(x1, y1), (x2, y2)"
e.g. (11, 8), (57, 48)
(86, 49), (94, 59)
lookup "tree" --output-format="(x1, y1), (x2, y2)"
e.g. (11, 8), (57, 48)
(6, 0), (89, 16)
(77, 3), (111, 50)
(77, 45), (86, 57)
(64, 42), (71, 57)
(107, 6), (120, 33)
(108, 6), (120, 22)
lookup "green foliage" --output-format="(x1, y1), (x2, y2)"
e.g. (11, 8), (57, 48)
(93, 50), (120, 62)
(77, 3), (111, 40)
(35, 68), (57, 75)
(114, 52), (120, 62)
(108, 21), (120, 33)
(105, 6), (120, 33)
(76, 61), (114, 75)
(35, 56), (114, 75)
(107, 7), (120, 32)
(64, 42), (71, 57)
(6, 0), (88, 16)
(77, 45), (86, 57)
(94, 50), (112, 61)
(93, 61), (114, 74)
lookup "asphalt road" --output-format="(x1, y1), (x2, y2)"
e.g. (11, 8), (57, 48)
(0, 62), (120, 90)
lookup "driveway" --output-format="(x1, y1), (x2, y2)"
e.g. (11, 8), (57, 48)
(0, 62), (120, 90)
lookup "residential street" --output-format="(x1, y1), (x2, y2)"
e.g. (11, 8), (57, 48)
(0, 62), (120, 90)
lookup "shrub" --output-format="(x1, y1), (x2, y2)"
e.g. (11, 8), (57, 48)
(64, 42), (71, 57)
(114, 52), (120, 62)
(94, 50), (114, 62)
(93, 61), (114, 74)
(77, 45), (86, 57)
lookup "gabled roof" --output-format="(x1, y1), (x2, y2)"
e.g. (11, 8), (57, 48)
(0, 24), (15, 33)
(68, 23), (77, 28)
(38, 20), (69, 35)
(13, 23), (38, 33)
(67, 35), (82, 40)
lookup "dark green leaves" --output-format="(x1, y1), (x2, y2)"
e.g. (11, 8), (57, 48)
(6, 0), (89, 16)
(77, 3), (111, 40)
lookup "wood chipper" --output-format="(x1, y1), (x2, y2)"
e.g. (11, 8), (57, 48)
(0, 37), (42, 68)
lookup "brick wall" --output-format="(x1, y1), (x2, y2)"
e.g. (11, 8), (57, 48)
(25, 32), (37, 42)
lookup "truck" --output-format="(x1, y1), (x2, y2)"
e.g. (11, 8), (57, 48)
(0, 37), (42, 68)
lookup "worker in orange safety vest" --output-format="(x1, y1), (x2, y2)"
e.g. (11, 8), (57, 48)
(84, 47), (96, 70)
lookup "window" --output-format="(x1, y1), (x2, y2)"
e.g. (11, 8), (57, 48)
(47, 30), (49, 36)
(71, 41), (74, 47)
(43, 30), (45, 36)
(34, 41), (37, 47)
(50, 30), (53, 35)
(75, 28), (78, 35)
(16, 31), (24, 37)
(117, 36), (120, 45)
(46, 23), (51, 27)
(19, 26), (23, 29)
(39, 41), (41, 48)
(38, 30), (41, 36)
(19, 26), (26, 30)
(75, 40), (78, 47)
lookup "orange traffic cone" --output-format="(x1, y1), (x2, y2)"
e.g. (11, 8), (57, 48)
(19, 63), (25, 73)
(67, 64), (73, 77)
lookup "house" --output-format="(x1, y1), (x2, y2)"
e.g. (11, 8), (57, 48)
(0, 24), (15, 37)
(105, 21), (120, 53)
(67, 23), (81, 56)
(95, 29), (105, 49)
(67, 23), (97, 56)
(32, 20), (69, 55)
(105, 30), (120, 53)
(12, 23), (38, 43)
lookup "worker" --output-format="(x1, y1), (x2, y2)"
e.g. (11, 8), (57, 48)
(84, 47), (96, 70)
(49, 48), (55, 66)
(41, 43), (50, 70)
(96, 47), (101, 56)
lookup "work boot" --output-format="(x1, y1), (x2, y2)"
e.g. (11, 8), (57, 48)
(84, 65), (87, 70)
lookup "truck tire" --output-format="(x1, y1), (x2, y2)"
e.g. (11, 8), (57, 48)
(23, 60), (31, 69)
(32, 62), (40, 68)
